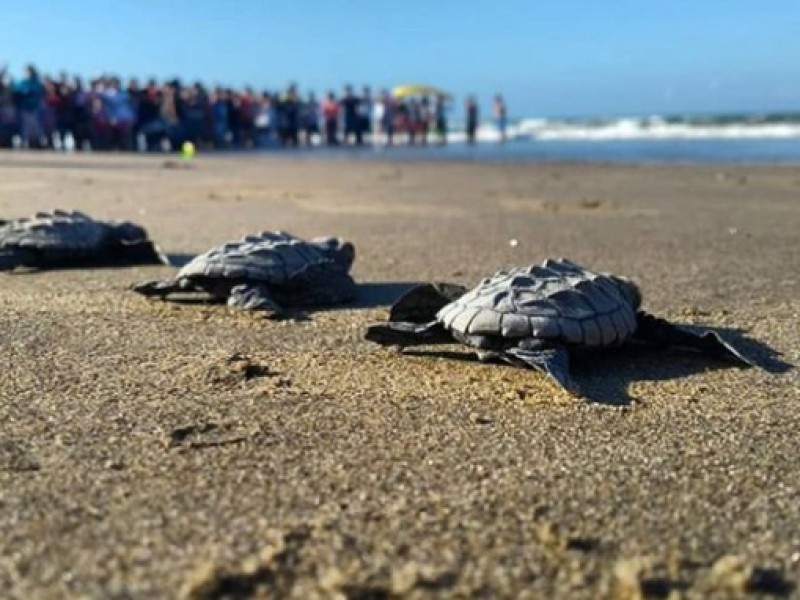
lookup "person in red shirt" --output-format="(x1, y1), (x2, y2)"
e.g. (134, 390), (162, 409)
(322, 92), (340, 146)
(43, 78), (61, 148)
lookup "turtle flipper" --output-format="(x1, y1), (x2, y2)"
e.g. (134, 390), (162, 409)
(131, 278), (193, 298)
(365, 320), (453, 347)
(116, 240), (172, 266)
(634, 312), (753, 367)
(228, 283), (283, 314)
(503, 345), (578, 395)
(0, 250), (24, 271)
(389, 282), (468, 323)
(284, 264), (357, 306)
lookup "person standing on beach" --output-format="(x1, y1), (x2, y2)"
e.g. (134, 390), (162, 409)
(210, 88), (230, 149)
(126, 78), (142, 149)
(407, 98), (421, 145)
(358, 86), (372, 144)
(395, 100), (409, 143)
(278, 84), (300, 148)
(340, 84), (362, 145)
(70, 77), (92, 151)
(301, 91), (320, 147)
(493, 94), (507, 143)
(465, 95), (479, 145)
(372, 91), (385, 145)
(136, 79), (164, 151)
(89, 79), (110, 150)
(102, 77), (135, 151)
(180, 84), (207, 148)
(322, 91), (340, 146)
(380, 89), (395, 146)
(160, 81), (182, 150)
(418, 97), (431, 145)
(42, 78), (60, 148)
(0, 64), (17, 148)
(13, 65), (46, 149)
(434, 94), (448, 145)
(52, 73), (75, 150)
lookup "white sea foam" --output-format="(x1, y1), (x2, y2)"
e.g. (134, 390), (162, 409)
(447, 116), (800, 142)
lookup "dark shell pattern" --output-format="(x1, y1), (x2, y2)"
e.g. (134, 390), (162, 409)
(0, 210), (107, 250)
(177, 231), (343, 284)
(435, 259), (639, 347)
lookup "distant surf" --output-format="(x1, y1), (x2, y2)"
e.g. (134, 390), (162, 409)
(453, 112), (800, 143)
(331, 112), (800, 164)
(245, 111), (800, 164)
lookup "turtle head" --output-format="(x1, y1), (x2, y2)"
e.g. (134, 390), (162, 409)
(312, 237), (355, 271)
(108, 221), (170, 265)
(610, 275), (642, 310)
(109, 221), (150, 243)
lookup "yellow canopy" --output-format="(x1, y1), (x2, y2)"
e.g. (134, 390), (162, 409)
(392, 84), (451, 99)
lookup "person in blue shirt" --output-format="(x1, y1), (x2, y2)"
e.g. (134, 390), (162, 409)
(13, 65), (46, 148)
(211, 88), (230, 149)
(102, 77), (135, 150)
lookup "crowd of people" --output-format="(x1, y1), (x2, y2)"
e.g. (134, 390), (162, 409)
(0, 63), (509, 152)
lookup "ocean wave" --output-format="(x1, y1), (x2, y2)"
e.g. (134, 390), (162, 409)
(453, 114), (800, 142)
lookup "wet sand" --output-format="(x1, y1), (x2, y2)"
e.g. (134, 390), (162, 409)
(1, 151), (798, 598)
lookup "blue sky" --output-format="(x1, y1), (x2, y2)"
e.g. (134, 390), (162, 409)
(1, 0), (798, 118)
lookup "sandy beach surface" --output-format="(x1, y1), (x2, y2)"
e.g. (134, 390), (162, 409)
(1, 151), (799, 599)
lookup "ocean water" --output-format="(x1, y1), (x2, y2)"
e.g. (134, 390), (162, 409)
(260, 112), (800, 165)
(298, 138), (800, 165)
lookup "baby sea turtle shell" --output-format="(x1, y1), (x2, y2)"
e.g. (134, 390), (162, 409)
(132, 231), (356, 315)
(366, 258), (751, 394)
(0, 209), (167, 271)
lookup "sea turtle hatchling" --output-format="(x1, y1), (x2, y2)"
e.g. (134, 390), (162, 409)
(0, 209), (168, 271)
(366, 258), (752, 394)
(132, 231), (356, 316)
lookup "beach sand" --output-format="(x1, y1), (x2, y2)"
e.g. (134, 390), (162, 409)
(1, 151), (798, 598)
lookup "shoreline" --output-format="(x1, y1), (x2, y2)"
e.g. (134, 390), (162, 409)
(3, 150), (800, 172)
(5, 133), (800, 169)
